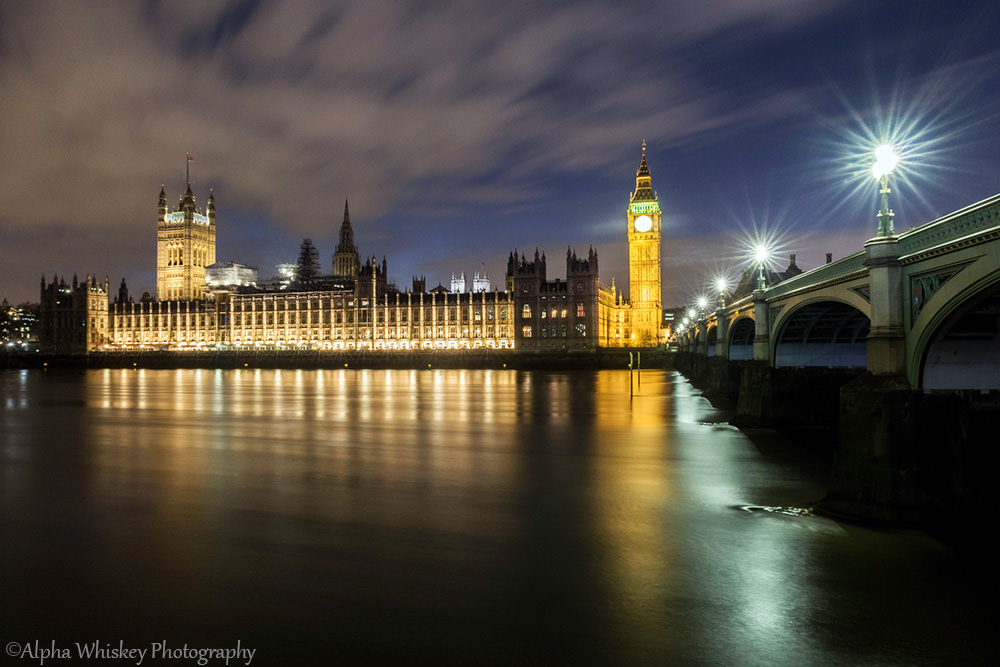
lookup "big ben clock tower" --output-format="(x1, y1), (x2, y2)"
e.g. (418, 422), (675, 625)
(627, 141), (662, 346)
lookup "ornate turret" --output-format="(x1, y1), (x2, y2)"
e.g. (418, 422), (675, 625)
(156, 157), (217, 301)
(333, 199), (359, 279)
(181, 184), (196, 215)
(631, 140), (657, 204)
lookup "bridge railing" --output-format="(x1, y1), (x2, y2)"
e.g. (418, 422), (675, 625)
(897, 192), (1000, 258)
(762, 251), (868, 301)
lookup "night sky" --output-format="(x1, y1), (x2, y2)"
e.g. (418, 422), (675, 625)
(2, 0), (999, 307)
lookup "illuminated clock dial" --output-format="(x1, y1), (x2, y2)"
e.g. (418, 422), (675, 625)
(634, 215), (652, 232)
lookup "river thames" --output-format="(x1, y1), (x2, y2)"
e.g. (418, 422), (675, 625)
(1, 368), (993, 665)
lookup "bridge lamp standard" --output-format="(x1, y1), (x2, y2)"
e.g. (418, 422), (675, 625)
(872, 143), (898, 237)
(754, 244), (770, 291)
(697, 296), (709, 314)
(715, 277), (728, 308)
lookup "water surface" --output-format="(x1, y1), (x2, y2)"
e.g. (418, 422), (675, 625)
(0, 369), (992, 664)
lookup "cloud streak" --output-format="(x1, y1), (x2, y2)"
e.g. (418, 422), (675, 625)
(1, 0), (998, 306)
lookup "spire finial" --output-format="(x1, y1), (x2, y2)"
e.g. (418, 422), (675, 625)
(642, 139), (646, 157)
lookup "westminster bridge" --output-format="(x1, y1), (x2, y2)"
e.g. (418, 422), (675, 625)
(674, 191), (1000, 527)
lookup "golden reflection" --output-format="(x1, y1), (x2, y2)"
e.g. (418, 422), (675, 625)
(80, 369), (677, 599)
(589, 370), (675, 658)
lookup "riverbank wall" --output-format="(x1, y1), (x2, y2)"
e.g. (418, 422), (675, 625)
(1, 347), (676, 371)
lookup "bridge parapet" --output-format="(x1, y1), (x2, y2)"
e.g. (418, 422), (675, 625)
(898, 192), (1000, 258)
(763, 251), (867, 301)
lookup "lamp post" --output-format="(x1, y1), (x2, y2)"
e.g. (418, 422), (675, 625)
(754, 245), (770, 291)
(716, 278), (728, 308)
(872, 144), (898, 237)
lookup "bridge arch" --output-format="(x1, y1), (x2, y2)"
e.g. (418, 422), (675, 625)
(728, 317), (755, 361)
(915, 272), (1000, 390)
(772, 299), (870, 368)
(706, 324), (718, 357)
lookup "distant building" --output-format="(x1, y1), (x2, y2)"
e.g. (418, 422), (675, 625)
(91, 188), (514, 350)
(1, 299), (40, 349)
(40, 147), (668, 352)
(39, 274), (108, 352)
(449, 269), (491, 294)
(472, 270), (490, 293)
(509, 247), (600, 352)
(157, 181), (215, 301)
(206, 262), (258, 288)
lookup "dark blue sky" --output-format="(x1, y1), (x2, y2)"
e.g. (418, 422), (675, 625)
(2, 0), (999, 306)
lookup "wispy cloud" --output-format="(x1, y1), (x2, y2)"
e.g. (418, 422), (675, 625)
(2, 0), (996, 304)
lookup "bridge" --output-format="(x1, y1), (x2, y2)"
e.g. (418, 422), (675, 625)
(674, 191), (1000, 526)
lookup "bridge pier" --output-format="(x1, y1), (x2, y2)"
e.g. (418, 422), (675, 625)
(825, 375), (1000, 527)
(733, 361), (773, 426)
(752, 290), (770, 363)
(714, 306), (729, 360)
(864, 237), (907, 376)
(824, 374), (922, 523)
(732, 363), (859, 440)
(703, 356), (740, 398)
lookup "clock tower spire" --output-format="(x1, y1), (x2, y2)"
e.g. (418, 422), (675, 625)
(627, 140), (663, 346)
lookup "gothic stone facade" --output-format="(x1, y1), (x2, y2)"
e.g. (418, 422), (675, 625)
(42, 149), (663, 353)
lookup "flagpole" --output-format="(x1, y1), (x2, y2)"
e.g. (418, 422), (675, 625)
(186, 153), (191, 186)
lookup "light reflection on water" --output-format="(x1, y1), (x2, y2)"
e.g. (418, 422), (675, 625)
(0, 368), (992, 665)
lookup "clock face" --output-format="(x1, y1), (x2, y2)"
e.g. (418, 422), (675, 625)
(634, 215), (652, 233)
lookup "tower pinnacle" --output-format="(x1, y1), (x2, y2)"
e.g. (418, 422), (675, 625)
(632, 142), (656, 203)
(334, 198), (359, 278)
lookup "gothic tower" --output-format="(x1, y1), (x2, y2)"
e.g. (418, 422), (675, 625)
(627, 141), (662, 346)
(156, 158), (216, 301)
(333, 199), (359, 279)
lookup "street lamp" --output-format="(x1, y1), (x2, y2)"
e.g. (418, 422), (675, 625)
(872, 143), (898, 237)
(754, 244), (770, 291)
(715, 277), (728, 308)
(697, 296), (708, 312)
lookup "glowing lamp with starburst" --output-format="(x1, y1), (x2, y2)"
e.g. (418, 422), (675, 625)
(872, 144), (898, 236)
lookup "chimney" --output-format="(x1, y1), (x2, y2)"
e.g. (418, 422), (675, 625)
(789, 254), (796, 266)
(826, 253), (833, 264)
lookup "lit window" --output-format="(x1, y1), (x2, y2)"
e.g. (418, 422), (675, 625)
(522, 304), (531, 318)
(522, 326), (532, 338)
